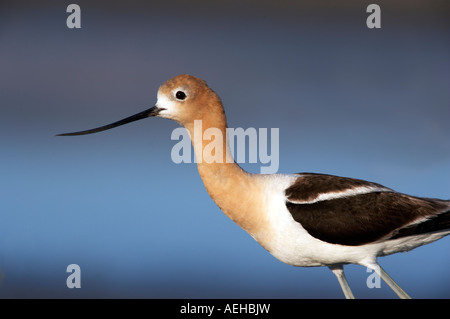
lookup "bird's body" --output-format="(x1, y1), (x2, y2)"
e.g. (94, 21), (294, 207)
(58, 74), (450, 298)
(198, 167), (450, 269)
(260, 173), (449, 267)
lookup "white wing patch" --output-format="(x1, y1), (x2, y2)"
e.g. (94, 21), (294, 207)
(287, 185), (391, 204)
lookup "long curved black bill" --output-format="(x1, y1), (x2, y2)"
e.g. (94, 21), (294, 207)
(57, 106), (163, 136)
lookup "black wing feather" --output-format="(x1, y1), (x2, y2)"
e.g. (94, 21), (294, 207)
(390, 209), (450, 239)
(285, 174), (450, 246)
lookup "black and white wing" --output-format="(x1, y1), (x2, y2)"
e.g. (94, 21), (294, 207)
(285, 173), (450, 246)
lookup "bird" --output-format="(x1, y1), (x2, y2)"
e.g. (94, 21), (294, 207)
(58, 74), (450, 299)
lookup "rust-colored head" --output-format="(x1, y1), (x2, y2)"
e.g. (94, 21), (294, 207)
(156, 74), (224, 127)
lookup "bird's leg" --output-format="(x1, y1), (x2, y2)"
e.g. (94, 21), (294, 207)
(329, 264), (355, 299)
(365, 263), (411, 299)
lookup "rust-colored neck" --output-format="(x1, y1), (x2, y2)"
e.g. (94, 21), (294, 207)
(183, 104), (269, 240)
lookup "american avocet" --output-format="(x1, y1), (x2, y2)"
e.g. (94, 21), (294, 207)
(58, 74), (450, 299)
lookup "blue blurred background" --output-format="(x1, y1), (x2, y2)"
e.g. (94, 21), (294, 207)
(0, 0), (449, 298)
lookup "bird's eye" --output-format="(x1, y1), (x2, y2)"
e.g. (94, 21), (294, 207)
(176, 91), (187, 100)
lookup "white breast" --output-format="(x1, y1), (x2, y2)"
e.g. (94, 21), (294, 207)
(255, 174), (382, 267)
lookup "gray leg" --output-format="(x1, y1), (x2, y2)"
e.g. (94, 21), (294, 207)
(365, 263), (411, 299)
(329, 264), (355, 299)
